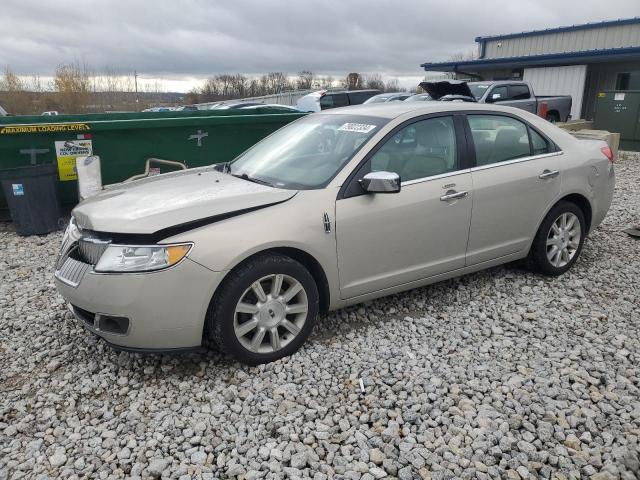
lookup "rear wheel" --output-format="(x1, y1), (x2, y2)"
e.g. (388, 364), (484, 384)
(529, 201), (586, 276)
(546, 111), (560, 123)
(208, 253), (318, 364)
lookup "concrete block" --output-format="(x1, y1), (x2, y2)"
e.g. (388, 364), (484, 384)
(557, 120), (594, 131)
(569, 129), (620, 159)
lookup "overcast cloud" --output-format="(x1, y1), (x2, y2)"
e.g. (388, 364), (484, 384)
(1, 0), (639, 84)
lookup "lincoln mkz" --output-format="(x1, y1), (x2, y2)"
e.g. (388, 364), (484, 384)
(55, 102), (615, 364)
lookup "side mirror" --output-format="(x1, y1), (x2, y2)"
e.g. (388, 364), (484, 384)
(360, 171), (401, 194)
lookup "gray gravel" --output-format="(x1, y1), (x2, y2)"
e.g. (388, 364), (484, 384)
(1, 158), (639, 480)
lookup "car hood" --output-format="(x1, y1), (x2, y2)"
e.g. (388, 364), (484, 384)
(418, 80), (474, 100)
(72, 167), (297, 235)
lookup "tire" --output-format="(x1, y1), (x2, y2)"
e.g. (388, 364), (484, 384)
(528, 201), (586, 276)
(207, 253), (319, 365)
(546, 112), (560, 123)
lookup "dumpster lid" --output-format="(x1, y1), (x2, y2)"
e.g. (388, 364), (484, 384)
(0, 163), (58, 180)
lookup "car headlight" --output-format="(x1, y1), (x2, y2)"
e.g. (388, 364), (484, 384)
(94, 243), (192, 273)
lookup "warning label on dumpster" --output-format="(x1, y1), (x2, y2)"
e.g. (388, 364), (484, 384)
(0, 123), (90, 135)
(55, 140), (93, 181)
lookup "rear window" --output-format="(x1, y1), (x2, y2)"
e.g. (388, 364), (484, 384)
(509, 84), (531, 100)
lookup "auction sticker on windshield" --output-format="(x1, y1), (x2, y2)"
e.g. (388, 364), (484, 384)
(338, 123), (377, 133)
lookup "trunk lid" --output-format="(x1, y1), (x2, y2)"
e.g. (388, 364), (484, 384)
(418, 80), (475, 100)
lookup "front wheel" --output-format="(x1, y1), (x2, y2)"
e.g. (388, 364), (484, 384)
(207, 253), (319, 364)
(528, 201), (586, 276)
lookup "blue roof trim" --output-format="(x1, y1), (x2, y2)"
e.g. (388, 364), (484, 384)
(421, 46), (640, 72)
(474, 17), (640, 43)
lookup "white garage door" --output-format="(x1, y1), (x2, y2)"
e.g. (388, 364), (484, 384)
(523, 65), (587, 120)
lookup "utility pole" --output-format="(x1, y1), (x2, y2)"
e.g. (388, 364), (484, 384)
(134, 70), (139, 104)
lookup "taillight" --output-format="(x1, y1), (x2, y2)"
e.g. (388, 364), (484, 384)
(601, 146), (614, 163)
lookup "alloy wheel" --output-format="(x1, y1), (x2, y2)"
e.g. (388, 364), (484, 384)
(233, 274), (308, 354)
(546, 212), (581, 268)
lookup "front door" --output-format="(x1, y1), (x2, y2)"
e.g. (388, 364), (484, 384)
(335, 115), (473, 299)
(465, 113), (562, 265)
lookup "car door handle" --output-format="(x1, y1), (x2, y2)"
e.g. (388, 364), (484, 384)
(538, 169), (560, 179)
(440, 190), (468, 201)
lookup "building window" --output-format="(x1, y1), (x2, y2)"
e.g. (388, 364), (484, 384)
(616, 72), (640, 91)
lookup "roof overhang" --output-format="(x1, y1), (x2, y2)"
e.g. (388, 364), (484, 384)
(421, 46), (640, 72)
(474, 17), (640, 43)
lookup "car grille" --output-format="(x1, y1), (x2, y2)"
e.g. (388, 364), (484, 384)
(56, 253), (92, 287)
(78, 237), (111, 265)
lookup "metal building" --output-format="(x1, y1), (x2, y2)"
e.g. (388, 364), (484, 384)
(421, 17), (640, 120)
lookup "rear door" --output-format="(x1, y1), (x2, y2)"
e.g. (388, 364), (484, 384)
(465, 113), (562, 265)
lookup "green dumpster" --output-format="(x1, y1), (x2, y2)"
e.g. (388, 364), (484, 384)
(0, 108), (306, 211)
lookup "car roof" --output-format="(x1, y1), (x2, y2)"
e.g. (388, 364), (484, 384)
(317, 101), (533, 119)
(468, 80), (526, 85)
(327, 89), (380, 94)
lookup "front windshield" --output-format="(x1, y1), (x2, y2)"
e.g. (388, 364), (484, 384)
(364, 95), (391, 104)
(229, 114), (388, 189)
(469, 84), (490, 100)
(405, 94), (431, 102)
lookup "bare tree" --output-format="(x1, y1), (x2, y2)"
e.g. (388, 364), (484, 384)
(448, 49), (478, 61)
(53, 61), (92, 114)
(384, 78), (400, 92)
(364, 73), (385, 91)
(0, 66), (31, 114)
(296, 70), (314, 90)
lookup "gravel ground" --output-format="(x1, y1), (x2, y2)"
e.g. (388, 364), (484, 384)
(1, 159), (639, 480)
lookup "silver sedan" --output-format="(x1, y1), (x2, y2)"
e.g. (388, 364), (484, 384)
(55, 102), (615, 364)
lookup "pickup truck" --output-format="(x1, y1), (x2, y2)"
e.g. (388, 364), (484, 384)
(419, 80), (572, 122)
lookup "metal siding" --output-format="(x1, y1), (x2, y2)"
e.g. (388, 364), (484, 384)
(523, 65), (587, 119)
(482, 23), (640, 58)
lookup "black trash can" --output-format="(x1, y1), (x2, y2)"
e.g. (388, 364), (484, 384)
(0, 164), (64, 236)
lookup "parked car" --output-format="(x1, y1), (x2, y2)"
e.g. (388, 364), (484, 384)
(142, 107), (175, 112)
(238, 104), (301, 113)
(363, 92), (411, 104)
(55, 102), (614, 364)
(404, 93), (432, 102)
(421, 80), (572, 122)
(174, 105), (199, 111)
(41, 111), (59, 116)
(211, 101), (266, 110)
(297, 89), (381, 112)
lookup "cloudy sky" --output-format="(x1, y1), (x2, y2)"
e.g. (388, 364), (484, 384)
(1, 0), (639, 91)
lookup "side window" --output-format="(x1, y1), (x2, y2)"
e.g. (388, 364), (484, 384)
(488, 86), (508, 102)
(348, 91), (374, 104)
(509, 84), (531, 100)
(530, 127), (551, 155)
(468, 115), (531, 165)
(319, 95), (334, 109)
(369, 116), (457, 182)
(332, 93), (349, 107)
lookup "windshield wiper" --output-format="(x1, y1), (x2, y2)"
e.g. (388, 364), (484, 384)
(231, 172), (274, 187)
